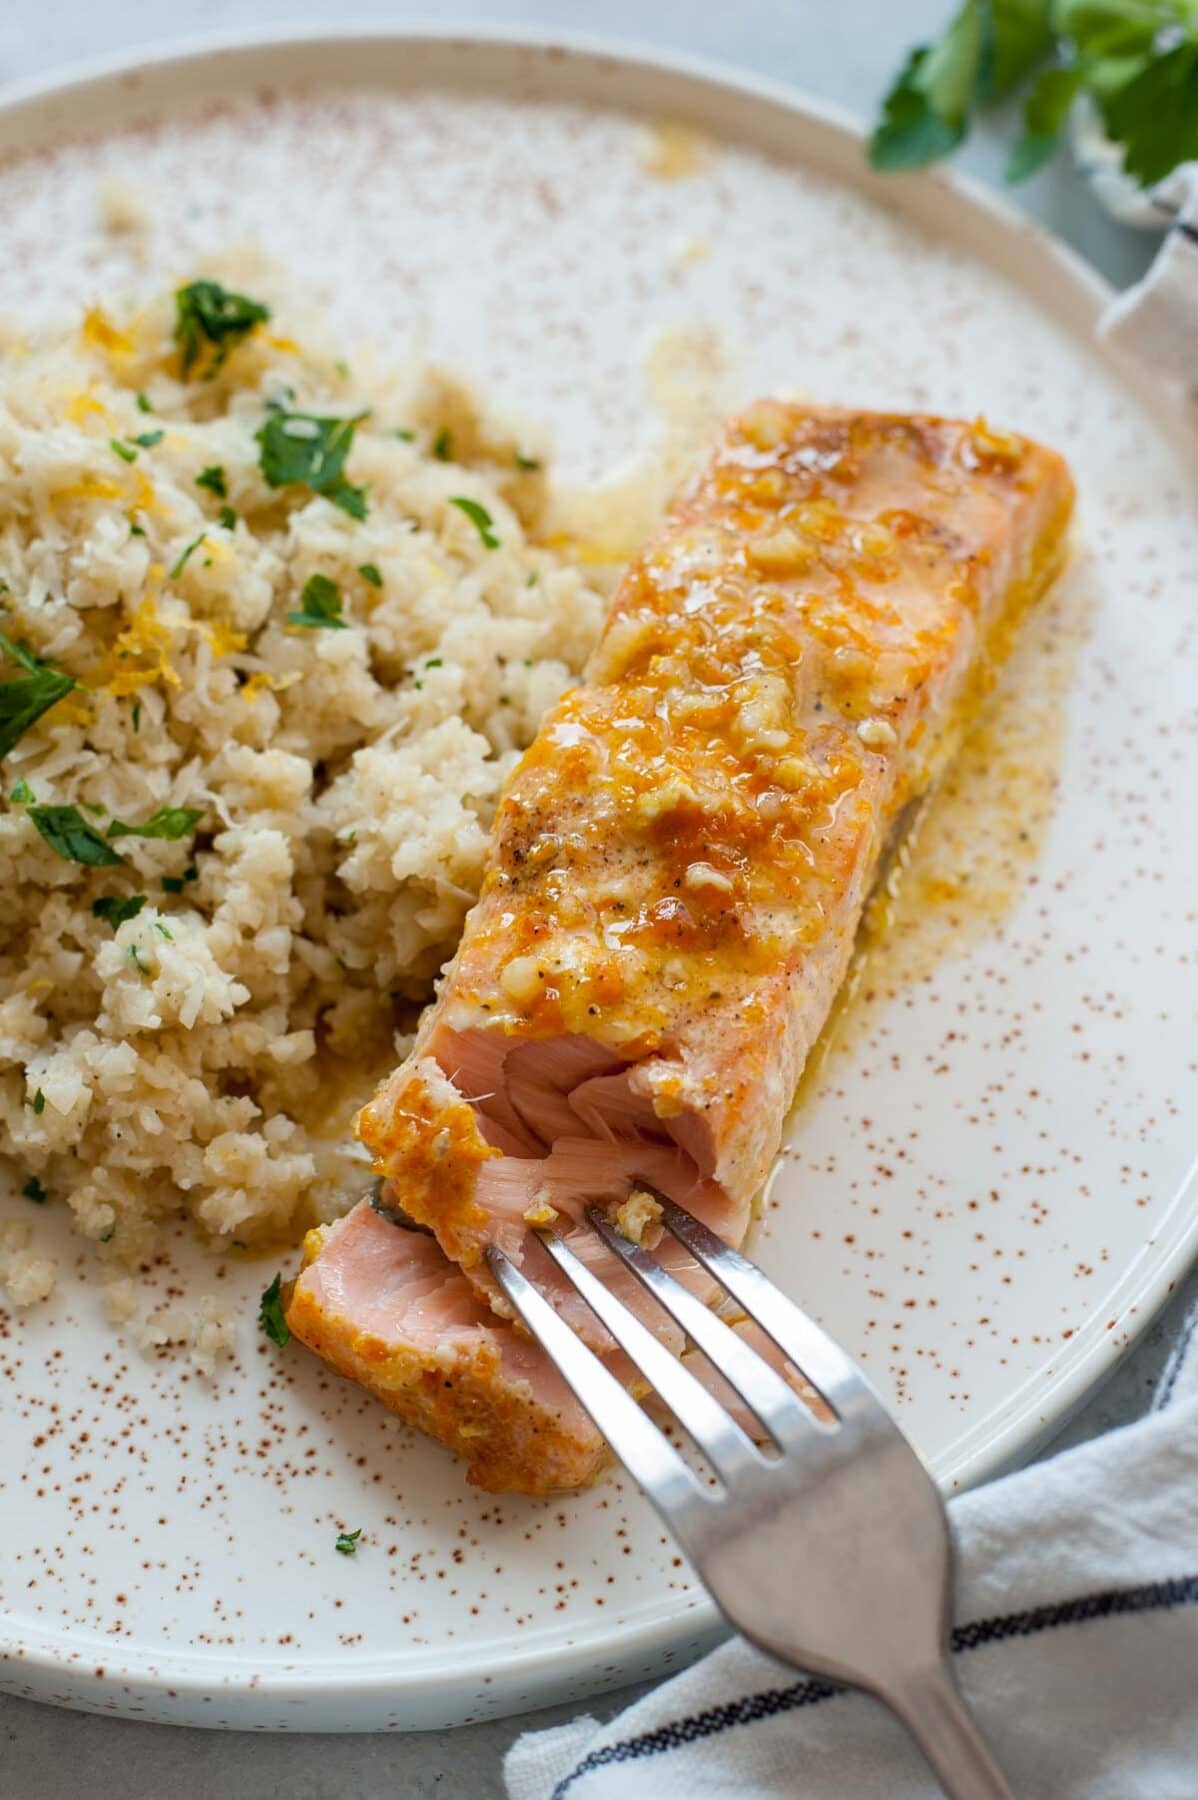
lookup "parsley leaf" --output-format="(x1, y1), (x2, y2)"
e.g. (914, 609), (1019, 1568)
(175, 279), (270, 377)
(873, 0), (1198, 184)
(106, 805), (204, 841)
(134, 429), (165, 449)
(169, 534), (205, 580)
(1101, 37), (1198, 185)
(0, 630), (75, 763)
(92, 893), (148, 928)
(10, 777), (34, 803)
(1008, 62), (1087, 178)
(335, 1528), (363, 1556)
(218, 505), (237, 531)
(983, 0), (1055, 99)
(29, 803), (124, 865)
(432, 428), (453, 461)
(870, 1), (986, 169)
(22, 1176), (46, 1204)
(110, 438), (138, 463)
(449, 496), (500, 549)
(514, 451), (542, 471)
(259, 1273), (291, 1346)
(287, 573), (348, 630)
(30, 1089), (45, 1115)
(196, 464), (227, 499)
(357, 562), (383, 588)
(256, 411), (367, 519)
(136, 392), (154, 414)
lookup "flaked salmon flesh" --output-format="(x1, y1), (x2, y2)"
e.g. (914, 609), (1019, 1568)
(288, 404), (1075, 1494)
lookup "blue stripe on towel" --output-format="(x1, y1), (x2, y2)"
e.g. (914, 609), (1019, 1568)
(551, 1575), (1198, 1799)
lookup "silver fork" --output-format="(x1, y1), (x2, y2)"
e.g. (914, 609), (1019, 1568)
(487, 1193), (1014, 1799)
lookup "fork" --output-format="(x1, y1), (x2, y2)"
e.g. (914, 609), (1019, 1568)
(487, 1192), (1014, 1799)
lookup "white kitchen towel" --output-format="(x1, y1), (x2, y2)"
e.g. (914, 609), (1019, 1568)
(505, 1306), (1198, 1799)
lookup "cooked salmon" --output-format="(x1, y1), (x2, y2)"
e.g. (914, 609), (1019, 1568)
(289, 1202), (608, 1492)
(288, 404), (1074, 1492)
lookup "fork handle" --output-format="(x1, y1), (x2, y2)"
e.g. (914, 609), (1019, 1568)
(885, 1660), (1015, 1800)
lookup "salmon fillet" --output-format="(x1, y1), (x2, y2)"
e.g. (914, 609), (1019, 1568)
(288, 404), (1074, 1492)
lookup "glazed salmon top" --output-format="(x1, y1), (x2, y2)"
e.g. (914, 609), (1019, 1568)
(357, 403), (1072, 1274)
(298, 401), (1074, 1491)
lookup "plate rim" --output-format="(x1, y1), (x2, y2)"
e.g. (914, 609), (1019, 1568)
(1, 17), (1195, 1725)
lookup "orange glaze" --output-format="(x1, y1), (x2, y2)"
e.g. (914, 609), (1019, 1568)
(443, 406), (1071, 1057)
(290, 402), (1075, 1492)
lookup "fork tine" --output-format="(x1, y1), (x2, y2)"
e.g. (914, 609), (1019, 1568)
(586, 1207), (829, 1451)
(657, 1197), (870, 1418)
(533, 1231), (765, 1486)
(485, 1245), (706, 1524)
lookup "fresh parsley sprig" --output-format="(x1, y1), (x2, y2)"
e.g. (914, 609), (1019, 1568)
(871, 0), (1198, 187)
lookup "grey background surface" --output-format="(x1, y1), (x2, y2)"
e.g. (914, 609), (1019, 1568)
(0, 5), (1191, 1796)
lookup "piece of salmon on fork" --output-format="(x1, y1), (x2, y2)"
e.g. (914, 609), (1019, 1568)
(288, 403), (1074, 1493)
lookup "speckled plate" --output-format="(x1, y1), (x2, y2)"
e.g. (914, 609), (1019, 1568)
(1, 26), (1196, 1734)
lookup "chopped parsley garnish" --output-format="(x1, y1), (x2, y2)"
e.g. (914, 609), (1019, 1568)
(29, 804), (124, 866)
(161, 875), (184, 894)
(287, 573), (348, 631)
(136, 392), (154, 414)
(514, 452), (542, 470)
(22, 1176), (46, 1204)
(175, 279), (270, 377)
(128, 943), (147, 973)
(110, 438), (138, 463)
(30, 1089), (45, 1115)
(256, 411), (367, 519)
(92, 893), (148, 928)
(169, 534), (206, 580)
(393, 428), (415, 442)
(196, 464), (227, 499)
(449, 496), (500, 549)
(335, 1528), (362, 1556)
(357, 562), (382, 588)
(10, 777), (34, 803)
(106, 804), (204, 842)
(259, 1272), (291, 1347)
(218, 505), (237, 531)
(154, 920), (173, 941)
(131, 702), (142, 734)
(432, 429), (453, 462)
(90, 896), (146, 936)
(425, 657), (443, 669)
(184, 863), (198, 881)
(134, 429), (164, 449)
(0, 637), (78, 763)
(129, 522), (146, 538)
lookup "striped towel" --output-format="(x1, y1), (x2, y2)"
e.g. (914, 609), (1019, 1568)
(505, 1306), (1198, 1799)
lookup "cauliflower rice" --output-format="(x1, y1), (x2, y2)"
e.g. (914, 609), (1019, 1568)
(0, 273), (609, 1315)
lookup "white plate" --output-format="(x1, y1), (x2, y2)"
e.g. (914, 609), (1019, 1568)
(0, 27), (1196, 1734)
